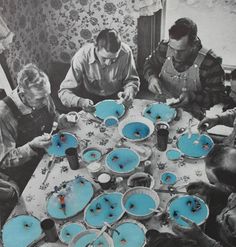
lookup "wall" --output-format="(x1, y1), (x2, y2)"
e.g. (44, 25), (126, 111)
(0, 0), (50, 86)
(0, 0), (138, 86)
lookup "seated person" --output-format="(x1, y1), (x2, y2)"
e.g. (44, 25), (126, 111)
(198, 70), (236, 146)
(172, 144), (236, 247)
(58, 28), (140, 112)
(0, 64), (71, 224)
(143, 17), (227, 120)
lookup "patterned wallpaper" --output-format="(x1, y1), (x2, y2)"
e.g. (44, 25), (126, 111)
(0, 0), (138, 86)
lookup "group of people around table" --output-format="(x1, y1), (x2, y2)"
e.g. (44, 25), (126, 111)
(0, 17), (236, 247)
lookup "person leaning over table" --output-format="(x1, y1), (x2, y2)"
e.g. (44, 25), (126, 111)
(171, 144), (236, 247)
(58, 28), (140, 112)
(143, 17), (228, 120)
(0, 64), (73, 224)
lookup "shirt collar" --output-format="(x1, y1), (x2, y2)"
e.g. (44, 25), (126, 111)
(10, 88), (33, 115)
(88, 43), (125, 65)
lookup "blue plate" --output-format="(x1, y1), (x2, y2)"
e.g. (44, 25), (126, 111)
(143, 103), (176, 123)
(94, 100), (125, 120)
(166, 149), (182, 161)
(82, 148), (102, 164)
(59, 222), (86, 244)
(168, 195), (209, 228)
(177, 133), (214, 158)
(84, 192), (124, 228)
(112, 221), (146, 247)
(161, 172), (177, 185)
(2, 215), (42, 247)
(47, 132), (78, 157)
(46, 177), (94, 220)
(105, 148), (140, 175)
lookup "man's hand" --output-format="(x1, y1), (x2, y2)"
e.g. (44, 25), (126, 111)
(57, 114), (77, 129)
(172, 215), (204, 241)
(148, 75), (162, 94)
(169, 91), (192, 108)
(78, 98), (95, 113)
(29, 134), (52, 149)
(186, 181), (214, 199)
(198, 117), (219, 133)
(122, 87), (135, 105)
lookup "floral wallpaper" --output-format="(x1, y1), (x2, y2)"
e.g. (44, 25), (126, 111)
(0, 0), (138, 86)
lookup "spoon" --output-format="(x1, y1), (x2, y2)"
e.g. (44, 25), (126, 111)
(49, 121), (58, 136)
(187, 118), (193, 139)
(86, 224), (107, 247)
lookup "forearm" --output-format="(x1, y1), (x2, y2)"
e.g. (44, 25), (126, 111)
(217, 108), (236, 127)
(58, 58), (83, 108)
(0, 143), (38, 169)
(197, 233), (223, 247)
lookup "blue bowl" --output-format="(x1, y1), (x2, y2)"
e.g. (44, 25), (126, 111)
(84, 192), (124, 228)
(46, 177), (94, 220)
(69, 229), (113, 247)
(94, 100), (125, 120)
(118, 117), (154, 142)
(177, 133), (214, 159)
(2, 215), (42, 247)
(105, 148), (140, 176)
(82, 147), (102, 164)
(168, 195), (209, 228)
(161, 172), (177, 185)
(143, 103), (176, 123)
(59, 222), (86, 244)
(112, 220), (146, 247)
(47, 132), (78, 157)
(166, 149), (182, 161)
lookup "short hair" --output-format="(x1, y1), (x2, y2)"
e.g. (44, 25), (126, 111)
(205, 144), (236, 189)
(231, 69), (236, 80)
(169, 17), (198, 45)
(96, 29), (121, 53)
(17, 63), (50, 92)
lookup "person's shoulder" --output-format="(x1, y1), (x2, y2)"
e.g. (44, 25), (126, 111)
(202, 48), (223, 66)
(0, 100), (14, 121)
(74, 43), (94, 56)
(120, 42), (133, 54)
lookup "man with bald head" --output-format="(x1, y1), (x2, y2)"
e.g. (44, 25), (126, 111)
(0, 64), (71, 224)
(172, 145), (236, 247)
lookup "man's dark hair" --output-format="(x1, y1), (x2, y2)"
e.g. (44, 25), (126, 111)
(96, 29), (121, 53)
(231, 69), (236, 80)
(169, 17), (198, 45)
(205, 144), (236, 189)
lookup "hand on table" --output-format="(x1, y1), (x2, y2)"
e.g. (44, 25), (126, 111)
(169, 91), (192, 108)
(120, 87), (135, 105)
(172, 215), (203, 241)
(78, 98), (96, 113)
(198, 117), (220, 133)
(57, 114), (77, 129)
(29, 134), (52, 150)
(186, 181), (214, 200)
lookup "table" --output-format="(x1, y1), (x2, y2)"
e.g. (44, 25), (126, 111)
(6, 99), (209, 246)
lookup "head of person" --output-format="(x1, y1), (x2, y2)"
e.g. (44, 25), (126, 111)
(229, 69), (236, 103)
(168, 17), (198, 62)
(17, 63), (51, 110)
(205, 144), (236, 193)
(95, 29), (121, 65)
